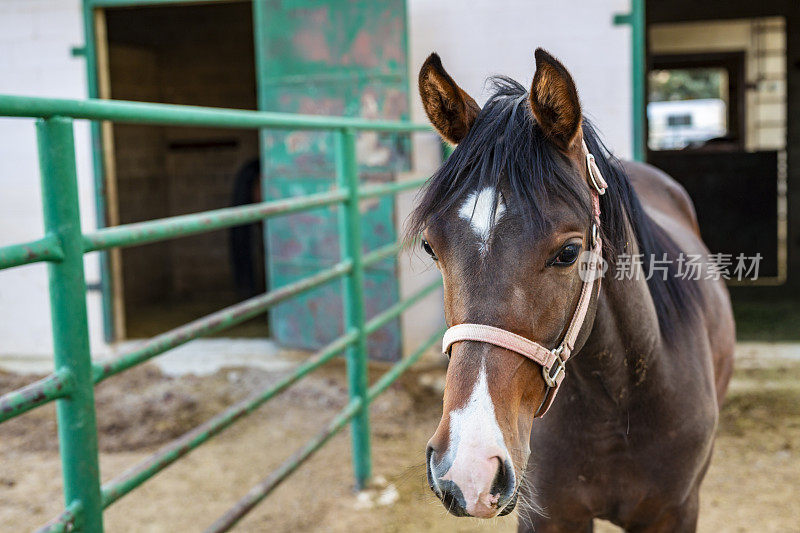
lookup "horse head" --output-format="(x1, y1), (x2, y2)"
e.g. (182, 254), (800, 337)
(411, 49), (603, 518)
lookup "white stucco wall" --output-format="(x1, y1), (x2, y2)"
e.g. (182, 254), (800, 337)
(407, 0), (633, 159)
(0, 0), (107, 369)
(396, 134), (447, 361)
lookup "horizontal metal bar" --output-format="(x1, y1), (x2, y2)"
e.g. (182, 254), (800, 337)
(83, 189), (347, 252)
(0, 95), (431, 133)
(357, 177), (427, 199)
(0, 368), (75, 423)
(362, 241), (403, 268)
(0, 234), (64, 270)
(203, 326), (445, 532)
(34, 500), (82, 533)
(365, 278), (442, 335)
(92, 261), (352, 382)
(100, 332), (357, 508)
(204, 399), (362, 533)
(89, 0), (221, 7)
(367, 326), (447, 401)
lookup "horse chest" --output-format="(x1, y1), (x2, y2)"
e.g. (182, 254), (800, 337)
(532, 393), (717, 519)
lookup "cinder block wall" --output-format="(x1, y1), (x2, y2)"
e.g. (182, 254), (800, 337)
(110, 45), (171, 306)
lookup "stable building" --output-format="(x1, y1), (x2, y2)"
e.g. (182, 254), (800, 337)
(0, 0), (797, 370)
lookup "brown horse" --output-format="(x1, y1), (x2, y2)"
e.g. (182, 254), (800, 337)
(409, 49), (735, 531)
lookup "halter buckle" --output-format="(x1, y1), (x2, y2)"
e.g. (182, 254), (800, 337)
(543, 348), (566, 387)
(586, 153), (607, 195)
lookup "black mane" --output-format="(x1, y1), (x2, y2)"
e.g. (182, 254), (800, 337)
(407, 76), (700, 341)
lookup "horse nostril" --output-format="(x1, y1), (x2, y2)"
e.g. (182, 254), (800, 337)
(439, 485), (470, 517)
(490, 457), (515, 500)
(425, 445), (439, 494)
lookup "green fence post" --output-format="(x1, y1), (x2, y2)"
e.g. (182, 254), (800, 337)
(335, 128), (372, 489)
(613, 0), (646, 161)
(37, 117), (104, 533)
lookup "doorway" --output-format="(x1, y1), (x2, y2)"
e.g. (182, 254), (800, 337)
(646, 16), (788, 284)
(99, 2), (267, 338)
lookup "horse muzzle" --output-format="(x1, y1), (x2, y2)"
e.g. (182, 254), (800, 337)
(426, 444), (517, 518)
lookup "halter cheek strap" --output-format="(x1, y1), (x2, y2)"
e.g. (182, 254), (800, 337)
(441, 140), (607, 417)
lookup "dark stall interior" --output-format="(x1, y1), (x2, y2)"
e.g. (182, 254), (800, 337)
(103, 2), (266, 338)
(647, 0), (799, 339)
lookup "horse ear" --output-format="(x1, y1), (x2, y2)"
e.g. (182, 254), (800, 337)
(418, 53), (480, 145)
(529, 48), (582, 151)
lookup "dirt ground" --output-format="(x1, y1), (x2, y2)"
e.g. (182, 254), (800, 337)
(1, 350), (799, 532)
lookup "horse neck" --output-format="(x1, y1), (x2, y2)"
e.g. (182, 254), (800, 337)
(571, 222), (664, 406)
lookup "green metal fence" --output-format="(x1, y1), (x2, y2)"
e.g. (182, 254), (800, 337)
(0, 94), (445, 533)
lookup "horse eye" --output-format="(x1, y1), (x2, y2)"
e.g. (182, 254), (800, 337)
(550, 243), (581, 267)
(421, 239), (438, 260)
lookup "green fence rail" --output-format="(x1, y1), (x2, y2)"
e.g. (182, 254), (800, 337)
(0, 94), (444, 533)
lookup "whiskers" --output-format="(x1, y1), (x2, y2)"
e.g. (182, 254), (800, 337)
(498, 443), (549, 528)
(393, 460), (441, 508)
(514, 471), (549, 529)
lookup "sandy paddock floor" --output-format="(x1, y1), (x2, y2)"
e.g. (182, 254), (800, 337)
(1, 350), (798, 532)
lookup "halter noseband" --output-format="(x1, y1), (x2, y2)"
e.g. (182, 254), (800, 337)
(441, 140), (608, 417)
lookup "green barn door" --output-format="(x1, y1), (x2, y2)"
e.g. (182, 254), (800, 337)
(253, 0), (410, 360)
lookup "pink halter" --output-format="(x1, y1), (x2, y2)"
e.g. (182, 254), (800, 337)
(442, 140), (608, 417)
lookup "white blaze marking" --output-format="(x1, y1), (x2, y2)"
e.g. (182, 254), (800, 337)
(458, 187), (505, 254)
(441, 362), (508, 514)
